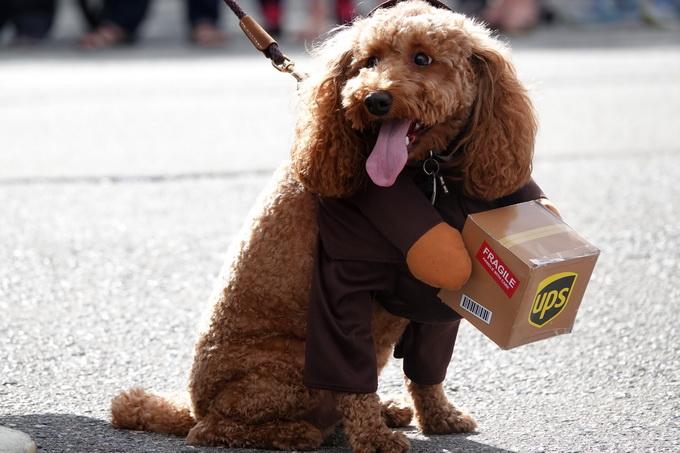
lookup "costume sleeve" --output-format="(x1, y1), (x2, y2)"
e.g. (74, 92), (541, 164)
(395, 320), (461, 385)
(350, 173), (443, 256)
(497, 177), (546, 206)
(304, 240), (392, 394)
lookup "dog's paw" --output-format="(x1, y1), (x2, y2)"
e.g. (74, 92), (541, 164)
(419, 404), (477, 435)
(186, 420), (220, 446)
(353, 429), (410, 453)
(381, 399), (414, 428)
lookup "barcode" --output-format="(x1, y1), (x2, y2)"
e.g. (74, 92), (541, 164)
(460, 294), (492, 324)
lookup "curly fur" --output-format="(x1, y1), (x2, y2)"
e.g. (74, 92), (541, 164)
(381, 399), (415, 428)
(406, 379), (477, 434)
(111, 387), (194, 436)
(111, 1), (535, 450)
(337, 393), (410, 453)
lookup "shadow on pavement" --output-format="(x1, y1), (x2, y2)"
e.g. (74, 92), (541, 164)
(0, 414), (220, 453)
(408, 434), (515, 452)
(0, 414), (515, 453)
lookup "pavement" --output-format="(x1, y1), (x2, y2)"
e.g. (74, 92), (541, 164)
(1, 1), (680, 452)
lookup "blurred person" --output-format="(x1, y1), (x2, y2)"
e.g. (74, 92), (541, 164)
(0, 2), (9, 33)
(545, 0), (679, 26)
(592, 0), (640, 22)
(334, 0), (356, 24)
(482, 0), (540, 32)
(77, 0), (104, 30)
(455, 0), (557, 27)
(258, 0), (355, 38)
(639, 0), (680, 27)
(78, 0), (225, 49)
(456, 0), (488, 17)
(296, 0), (357, 39)
(0, 0), (56, 45)
(258, 0), (283, 36)
(187, 0), (226, 46)
(78, 0), (151, 48)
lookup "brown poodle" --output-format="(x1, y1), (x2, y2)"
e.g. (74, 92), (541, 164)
(110, 1), (538, 451)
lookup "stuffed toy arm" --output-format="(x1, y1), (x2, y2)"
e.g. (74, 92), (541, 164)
(406, 222), (472, 290)
(405, 180), (560, 289)
(350, 172), (472, 291)
(407, 181), (560, 289)
(498, 178), (560, 218)
(351, 175), (557, 291)
(538, 198), (561, 218)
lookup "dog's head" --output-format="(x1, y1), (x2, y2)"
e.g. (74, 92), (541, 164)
(291, 0), (536, 200)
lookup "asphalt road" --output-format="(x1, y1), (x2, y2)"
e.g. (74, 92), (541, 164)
(1, 5), (680, 453)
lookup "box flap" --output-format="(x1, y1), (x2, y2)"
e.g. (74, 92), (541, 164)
(468, 201), (600, 268)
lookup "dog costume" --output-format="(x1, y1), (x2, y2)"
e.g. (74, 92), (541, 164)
(305, 164), (545, 393)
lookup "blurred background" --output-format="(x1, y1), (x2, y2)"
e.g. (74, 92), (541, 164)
(1, 1), (679, 452)
(1, 0), (680, 47)
(1, 0), (679, 180)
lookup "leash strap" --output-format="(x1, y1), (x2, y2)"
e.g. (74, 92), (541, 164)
(222, 0), (451, 83)
(222, 0), (305, 82)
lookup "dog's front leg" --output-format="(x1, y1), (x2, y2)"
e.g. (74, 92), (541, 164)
(406, 379), (477, 435)
(337, 392), (410, 453)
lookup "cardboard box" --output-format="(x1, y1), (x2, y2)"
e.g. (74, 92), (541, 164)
(438, 201), (599, 349)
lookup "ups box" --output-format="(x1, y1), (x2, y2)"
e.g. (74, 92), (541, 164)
(438, 201), (599, 350)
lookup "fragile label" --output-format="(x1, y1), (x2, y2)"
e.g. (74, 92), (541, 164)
(475, 241), (519, 298)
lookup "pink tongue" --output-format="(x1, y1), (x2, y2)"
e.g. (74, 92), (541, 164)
(365, 119), (412, 187)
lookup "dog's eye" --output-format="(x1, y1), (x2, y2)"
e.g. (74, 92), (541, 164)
(366, 56), (379, 68)
(414, 52), (432, 66)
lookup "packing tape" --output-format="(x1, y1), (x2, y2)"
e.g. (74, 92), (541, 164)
(498, 223), (571, 248)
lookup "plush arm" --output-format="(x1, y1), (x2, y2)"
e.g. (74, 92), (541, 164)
(350, 173), (472, 290)
(406, 222), (472, 290)
(403, 177), (562, 289)
(537, 198), (561, 218)
(497, 177), (561, 218)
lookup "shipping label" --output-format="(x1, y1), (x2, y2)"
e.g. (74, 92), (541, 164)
(460, 294), (493, 324)
(475, 241), (519, 298)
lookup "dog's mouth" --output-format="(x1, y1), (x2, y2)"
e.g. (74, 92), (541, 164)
(406, 121), (429, 148)
(365, 119), (430, 187)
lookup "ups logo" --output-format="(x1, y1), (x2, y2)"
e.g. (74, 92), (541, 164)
(529, 272), (578, 328)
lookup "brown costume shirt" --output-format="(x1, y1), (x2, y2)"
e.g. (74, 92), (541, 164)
(304, 166), (544, 393)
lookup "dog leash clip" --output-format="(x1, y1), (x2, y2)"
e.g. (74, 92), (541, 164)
(271, 56), (307, 83)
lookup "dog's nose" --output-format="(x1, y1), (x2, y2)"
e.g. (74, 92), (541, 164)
(364, 91), (393, 116)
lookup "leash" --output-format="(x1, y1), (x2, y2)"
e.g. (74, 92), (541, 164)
(221, 0), (306, 82)
(223, 0), (458, 205)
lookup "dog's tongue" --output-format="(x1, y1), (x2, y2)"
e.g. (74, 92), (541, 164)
(366, 119), (412, 187)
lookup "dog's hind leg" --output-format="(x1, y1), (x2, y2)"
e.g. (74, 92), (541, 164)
(186, 415), (324, 450)
(188, 371), (330, 449)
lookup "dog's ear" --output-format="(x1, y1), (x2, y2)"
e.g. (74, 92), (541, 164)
(291, 45), (367, 198)
(455, 43), (537, 200)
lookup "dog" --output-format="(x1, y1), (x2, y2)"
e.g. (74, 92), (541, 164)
(110, 1), (538, 451)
